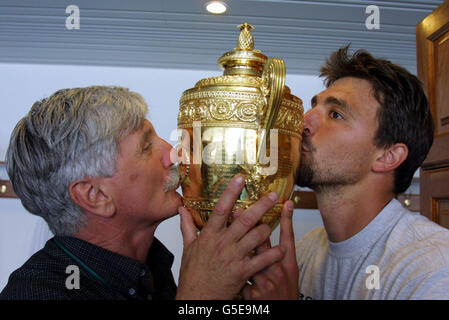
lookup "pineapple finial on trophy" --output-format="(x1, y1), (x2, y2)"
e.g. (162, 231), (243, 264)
(237, 23), (255, 50)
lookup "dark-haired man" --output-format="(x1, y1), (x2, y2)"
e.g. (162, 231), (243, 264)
(242, 46), (449, 300)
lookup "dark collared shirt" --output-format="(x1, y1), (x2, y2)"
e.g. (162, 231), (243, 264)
(0, 236), (177, 300)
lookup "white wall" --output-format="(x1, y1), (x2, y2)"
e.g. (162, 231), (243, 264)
(0, 62), (324, 290)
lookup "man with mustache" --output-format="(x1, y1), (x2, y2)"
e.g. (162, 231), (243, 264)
(0, 86), (292, 300)
(242, 46), (449, 300)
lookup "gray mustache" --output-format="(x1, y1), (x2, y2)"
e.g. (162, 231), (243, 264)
(164, 164), (180, 192)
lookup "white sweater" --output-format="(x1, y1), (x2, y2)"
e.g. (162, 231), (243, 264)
(295, 199), (449, 299)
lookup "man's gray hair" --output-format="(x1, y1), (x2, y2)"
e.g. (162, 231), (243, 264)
(6, 86), (148, 236)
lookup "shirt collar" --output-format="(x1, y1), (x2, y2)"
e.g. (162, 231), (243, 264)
(327, 198), (404, 257)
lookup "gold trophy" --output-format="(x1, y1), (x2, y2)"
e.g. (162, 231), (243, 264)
(176, 23), (303, 230)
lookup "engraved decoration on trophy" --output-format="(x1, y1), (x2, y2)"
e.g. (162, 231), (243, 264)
(176, 23), (304, 230)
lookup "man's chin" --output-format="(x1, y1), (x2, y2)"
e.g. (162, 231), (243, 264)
(163, 191), (183, 218)
(297, 181), (311, 188)
(295, 166), (314, 188)
(172, 189), (182, 201)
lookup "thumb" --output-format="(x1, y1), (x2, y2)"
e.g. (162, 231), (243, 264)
(179, 206), (198, 247)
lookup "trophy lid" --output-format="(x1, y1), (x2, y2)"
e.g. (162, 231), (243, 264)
(217, 23), (267, 77)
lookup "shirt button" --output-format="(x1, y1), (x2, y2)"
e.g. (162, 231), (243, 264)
(128, 288), (136, 296)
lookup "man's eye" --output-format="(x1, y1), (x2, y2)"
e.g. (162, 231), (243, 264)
(329, 111), (343, 120)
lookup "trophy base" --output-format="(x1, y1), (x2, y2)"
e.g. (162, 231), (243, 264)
(183, 199), (283, 231)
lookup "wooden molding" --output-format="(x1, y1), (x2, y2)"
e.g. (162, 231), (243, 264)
(0, 180), (18, 199)
(417, 0), (449, 169)
(291, 191), (317, 209)
(416, 1), (449, 223)
(396, 194), (420, 212)
(292, 190), (420, 212)
(0, 161), (18, 199)
(0, 157), (426, 206)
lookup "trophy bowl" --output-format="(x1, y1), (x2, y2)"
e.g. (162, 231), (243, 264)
(176, 23), (303, 230)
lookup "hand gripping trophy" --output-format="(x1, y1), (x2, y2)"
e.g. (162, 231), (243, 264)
(175, 23), (304, 231)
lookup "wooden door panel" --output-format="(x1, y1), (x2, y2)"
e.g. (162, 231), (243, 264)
(417, 0), (449, 226)
(435, 32), (449, 136)
(421, 168), (449, 223)
(434, 199), (449, 229)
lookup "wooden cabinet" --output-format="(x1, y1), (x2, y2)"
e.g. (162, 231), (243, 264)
(417, 0), (449, 228)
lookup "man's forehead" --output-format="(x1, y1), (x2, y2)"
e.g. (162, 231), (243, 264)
(322, 78), (378, 106)
(327, 77), (375, 97)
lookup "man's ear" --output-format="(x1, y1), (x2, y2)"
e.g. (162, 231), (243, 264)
(372, 143), (408, 173)
(69, 179), (116, 218)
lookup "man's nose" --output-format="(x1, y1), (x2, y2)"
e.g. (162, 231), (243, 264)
(159, 138), (176, 168)
(303, 109), (318, 137)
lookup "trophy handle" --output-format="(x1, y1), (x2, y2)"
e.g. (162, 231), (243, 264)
(239, 57), (285, 199)
(258, 57), (286, 162)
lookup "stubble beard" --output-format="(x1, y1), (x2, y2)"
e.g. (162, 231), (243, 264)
(295, 160), (315, 189)
(295, 152), (361, 194)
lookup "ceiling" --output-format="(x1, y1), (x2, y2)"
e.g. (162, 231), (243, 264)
(0, 0), (444, 75)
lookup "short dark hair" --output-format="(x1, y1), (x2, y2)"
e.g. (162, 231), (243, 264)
(319, 46), (434, 194)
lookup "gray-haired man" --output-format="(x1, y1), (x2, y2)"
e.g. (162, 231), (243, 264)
(0, 86), (293, 300)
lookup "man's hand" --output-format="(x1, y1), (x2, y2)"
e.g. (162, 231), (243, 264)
(242, 200), (299, 300)
(176, 175), (286, 300)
